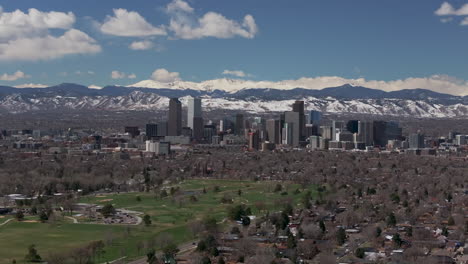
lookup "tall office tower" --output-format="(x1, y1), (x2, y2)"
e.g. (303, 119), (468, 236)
(309, 110), (322, 125)
(332, 121), (345, 141)
(284, 111), (300, 147)
(203, 125), (217, 144)
(409, 133), (425, 149)
(157, 121), (168, 137)
(282, 123), (293, 145)
(168, 98), (182, 136)
(456, 135), (466, 146)
(187, 97), (202, 130)
(146, 123), (158, 139)
(124, 126), (140, 138)
(358, 121), (374, 146)
(448, 131), (460, 141)
(292, 101), (305, 140)
(305, 124), (319, 138)
(320, 126), (333, 140)
(248, 130), (260, 150)
(385, 121), (403, 141)
(192, 117), (204, 140)
(346, 120), (359, 134)
(373, 121), (387, 147)
(235, 114), (244, 135)
(266, 119), (280, 144)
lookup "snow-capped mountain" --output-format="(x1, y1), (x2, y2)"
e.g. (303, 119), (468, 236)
(0, 83), (468, 118)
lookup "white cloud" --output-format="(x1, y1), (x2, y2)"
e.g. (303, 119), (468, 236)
(88, 84), (102, 89)
(440, 17), (453, 23)
(0, 7), (101, 61)
(14, 83), (48, 88)
(0, 70), (30, 81)
(435, 2), (468, 16)
(151, 68), (180, 83)
(167, 0), (194, 13)
(129, 40), (154, 50)
(111, 70), (136, 79)
(166, 0), (258, 39)
(100, 9), (166, 37)
(111, 71), (126, 79)
(0, 29), (101, 61)
(461, 17), (468, 25)
(222, 70), (248, 78)
(0, 7), (75, 40)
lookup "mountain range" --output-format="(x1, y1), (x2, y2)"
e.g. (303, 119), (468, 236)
(0, 82), (467, 118)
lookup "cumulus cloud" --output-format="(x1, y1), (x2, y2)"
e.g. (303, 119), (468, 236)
(435, 2), (468, 16)
(100, 9), (166, 37)
(14, 83), (48, 88)
(0, 7), (100, 61)
(0, 7), (75, 40)
(0, 29), (101, 61)
(111, 70), (136, 79)
(129, 40), (154, 50)
(0, 70), (30, 81)
(166, 0), (258, 39)
(461, 17), (468, 25)
(222, 70), (250, 78)
(151, 68), (180, 83)
(88, 84), (102, 89)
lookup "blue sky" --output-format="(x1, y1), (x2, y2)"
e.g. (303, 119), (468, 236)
(0, 0), (468, 94)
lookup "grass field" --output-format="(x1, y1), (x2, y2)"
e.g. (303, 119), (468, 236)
(0, 179), (320, 263)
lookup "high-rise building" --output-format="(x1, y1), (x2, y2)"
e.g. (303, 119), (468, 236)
(346, 120), (359, 134)
(292, 101), (305, 140)
(284, 111), (300, 146)
(320, 126), (333, 140)
(305, 124), (319, 138)
(203, 125), (217, 144)
(187, 97), (202, 130)
(157, 121), (168, 137)
(332, 121), (345, 141)
(309, 110), (322, 125)
(168, 98), (182, 136)
(248, 131), (260, 150)
(358, 121), (374, 146)
(373, 121), (387, 147)
(409, 133), (425, 149)
(266, 119), (281, 144)
(192, 117), (204, 140)
(235, 114), (244, 136)
(125, 126), (140, 138)
(455, 134), (466, 146)
(146, 123), (158, 139)
(282, 123), (293, 145)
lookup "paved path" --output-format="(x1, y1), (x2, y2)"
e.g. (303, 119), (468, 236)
(65, 216), (79, 224)
(0, 218), (14, 227)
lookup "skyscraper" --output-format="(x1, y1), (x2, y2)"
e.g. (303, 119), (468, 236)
(187, 97), (202, 130)
(146, 123), (158, 139)
(235, 114), (244, 135)
(332, 121), (345, 141)
(358, 121), (374, 146)
(284, 111), (300, 147)
(292, 101), (305, 140)
(309, 110), (322, 125)
(266, 119), (280, 144)
(409, 133), (425, 149)
(168, 98), (182, 136)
